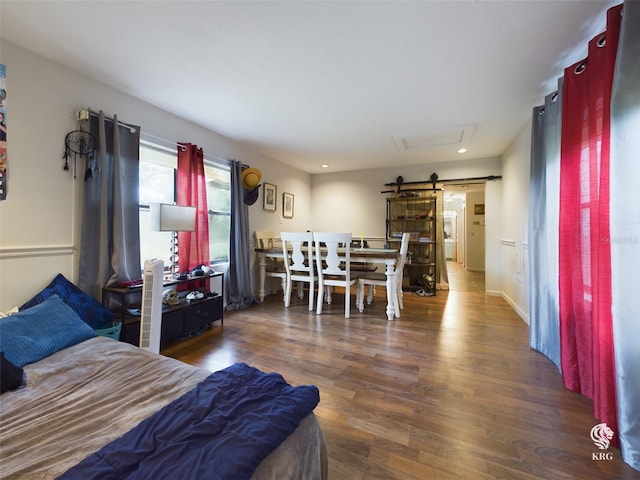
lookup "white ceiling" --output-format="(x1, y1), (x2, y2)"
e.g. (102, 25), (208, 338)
(0, 1), (615, 174)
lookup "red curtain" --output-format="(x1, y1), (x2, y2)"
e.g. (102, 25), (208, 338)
(177, 143), (211, 289)
(559, 5), (621, 445)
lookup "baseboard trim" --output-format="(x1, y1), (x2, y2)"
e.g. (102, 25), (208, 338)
(501, 291), (529, 324)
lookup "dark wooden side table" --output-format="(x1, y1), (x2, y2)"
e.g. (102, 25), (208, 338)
(102, 271), (223, 345)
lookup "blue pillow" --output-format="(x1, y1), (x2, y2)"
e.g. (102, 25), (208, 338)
(20, 273), (113, 328)
(0, 295), (97, 367)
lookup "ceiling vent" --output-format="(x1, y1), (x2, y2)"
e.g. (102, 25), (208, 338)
(392, 125), (475, 151)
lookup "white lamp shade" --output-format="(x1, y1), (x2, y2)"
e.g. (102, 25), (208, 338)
(150, 203), (196, 232)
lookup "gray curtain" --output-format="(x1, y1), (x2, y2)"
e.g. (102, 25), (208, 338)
(610, 0), (640, 471)
(225, 160), (254, 310)
(528, 82), (562, 372)
(78, 111), (141, 300)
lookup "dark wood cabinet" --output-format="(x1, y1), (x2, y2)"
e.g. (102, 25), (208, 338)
(386, 190), (438, 296)
(103, 272), (224, 346)
(160, 308), (186, 344)
(121, 294), (223, 346)
(184, 297), (223, 333)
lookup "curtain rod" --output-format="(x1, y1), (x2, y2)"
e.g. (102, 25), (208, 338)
(88, 109), (137, 133)
(141, 133), (187, 152)
(140, 132), (239, 167)
(384, 175), (502, 187)
(77, 108), (138, 133)
(79, 111), (245, 168)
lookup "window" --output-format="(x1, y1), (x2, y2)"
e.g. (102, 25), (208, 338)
(204, 163), (231, 262)
(139, 143), (231, 269)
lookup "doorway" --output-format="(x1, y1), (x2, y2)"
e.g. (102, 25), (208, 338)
(443, 183), (486, 290)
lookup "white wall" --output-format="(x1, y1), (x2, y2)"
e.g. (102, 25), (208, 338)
(311, 157), (502, 242)
(499, 120), (531, 322)
(0, 40), (309, 310)
(465, 191), (486, 272)
(485, 179), (503, 295)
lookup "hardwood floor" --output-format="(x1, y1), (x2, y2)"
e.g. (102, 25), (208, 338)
(162, 265), (639, 480)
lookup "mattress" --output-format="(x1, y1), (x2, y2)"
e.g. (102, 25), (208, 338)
(0, 337), (327, 479)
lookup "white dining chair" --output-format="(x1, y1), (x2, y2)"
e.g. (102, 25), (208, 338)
(313, 232), (360, 318)
(281, 231), (316, 311)
(357, 232), (410, 317)
(255, 230), (286, 299)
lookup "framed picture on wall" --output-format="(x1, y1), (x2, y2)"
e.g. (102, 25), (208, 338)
(283, 192), (294, 218)
(263, 182), (277, 211)
(474, 204), (485, 215)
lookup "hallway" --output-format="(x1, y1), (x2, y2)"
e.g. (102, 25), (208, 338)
(445, 260), (485, 294)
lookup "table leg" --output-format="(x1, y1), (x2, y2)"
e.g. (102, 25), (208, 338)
(385, 261), (398, 321)
(257, 253), (267, 303)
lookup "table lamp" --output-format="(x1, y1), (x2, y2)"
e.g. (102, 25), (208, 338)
(150, 203), (196, 277)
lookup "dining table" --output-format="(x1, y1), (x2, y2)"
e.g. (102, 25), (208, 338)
(254, 246), (400, 321)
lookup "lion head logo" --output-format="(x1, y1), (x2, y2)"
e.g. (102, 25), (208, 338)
(590, 423), (614, 450)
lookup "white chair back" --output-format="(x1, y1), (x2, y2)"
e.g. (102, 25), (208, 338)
(394, 232), (411, 310)
(255, 230), (286, 299)
(313, 232), (352, 279)
(255, 231), (277, 249)
(356, 232), (409, 317)
(313, 232), (358, 318)
(281, 231), (314, 276)
(396, 232), (411, 272)
(281, 231), (315, 310)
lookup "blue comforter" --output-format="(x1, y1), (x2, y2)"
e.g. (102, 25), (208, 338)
(58, 363), (320, 480)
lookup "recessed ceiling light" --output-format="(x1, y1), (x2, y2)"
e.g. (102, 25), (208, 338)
(321, 164), (329, 168)
(457, 148), (467, 154)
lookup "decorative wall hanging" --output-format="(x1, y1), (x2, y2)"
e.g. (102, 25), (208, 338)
(241, 166), (262, 205)
(0, 64), (7, 200)
(263, 182), (276, 211)
(283, 192), (294, 218)
(63, 125), (97, 180)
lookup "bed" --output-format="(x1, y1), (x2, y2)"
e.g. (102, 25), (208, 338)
(0, 294), (328, 479)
